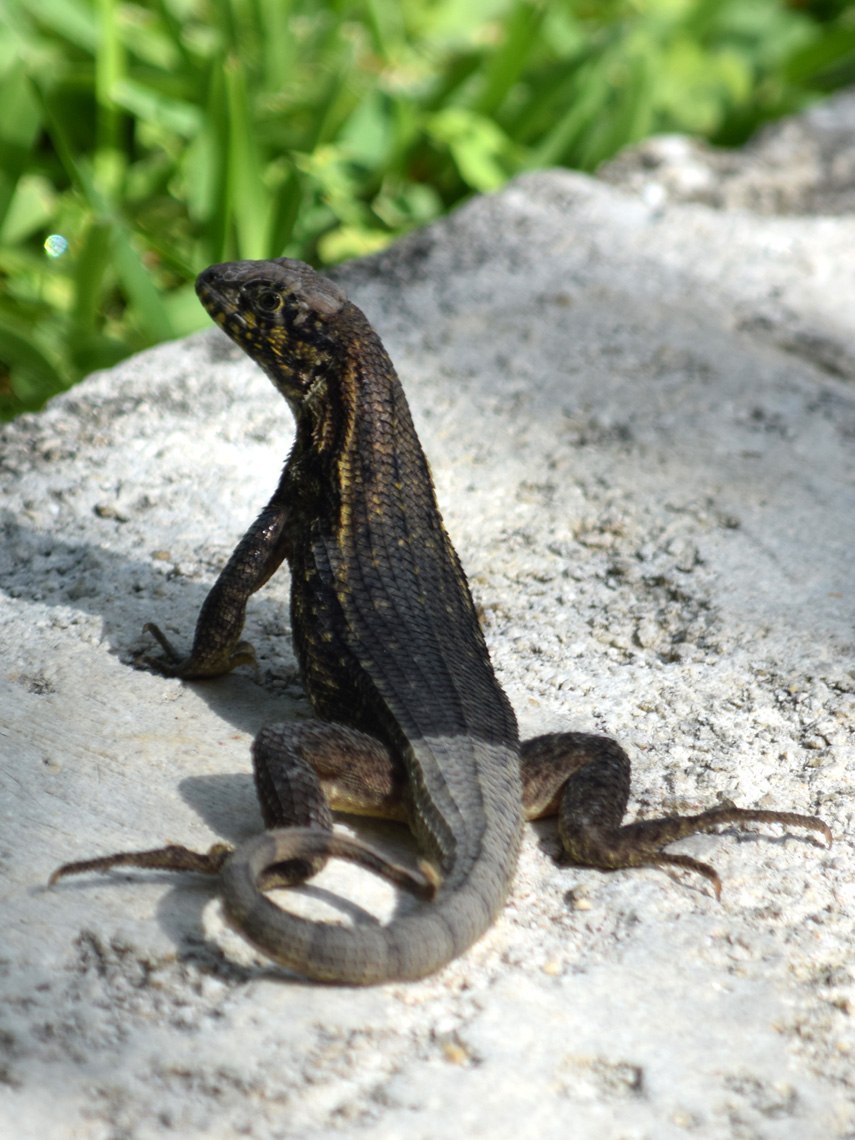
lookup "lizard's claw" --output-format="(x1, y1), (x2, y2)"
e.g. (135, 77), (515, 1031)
(137, 623), (258, 678)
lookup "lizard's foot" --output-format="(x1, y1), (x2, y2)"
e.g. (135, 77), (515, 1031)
(49, 832), (439, 902)
(562, 805), (832, 899)
(138, 622), (258, 679)
(49, 842), (234, 885)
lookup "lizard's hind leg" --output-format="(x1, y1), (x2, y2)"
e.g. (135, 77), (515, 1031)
(249, 721), (408, 886)
(520, 732), (831, 897)
(50, 721), (416, 894)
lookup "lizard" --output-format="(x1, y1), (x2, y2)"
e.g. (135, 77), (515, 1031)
(50, 258), (831, 984)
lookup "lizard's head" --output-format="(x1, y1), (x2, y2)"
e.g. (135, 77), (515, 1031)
(196, 259), (348, 406)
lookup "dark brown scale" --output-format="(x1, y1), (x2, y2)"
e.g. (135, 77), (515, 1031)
(49, 258), (831, 984)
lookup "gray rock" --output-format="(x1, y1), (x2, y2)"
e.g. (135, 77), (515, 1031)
(600, 86), (855, 216)
(2, 104), (854, 1137)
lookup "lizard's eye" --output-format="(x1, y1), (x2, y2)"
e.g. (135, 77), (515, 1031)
(255, 289), (283, 315)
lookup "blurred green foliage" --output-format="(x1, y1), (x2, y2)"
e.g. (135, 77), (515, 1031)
(1, 0), (854, 417)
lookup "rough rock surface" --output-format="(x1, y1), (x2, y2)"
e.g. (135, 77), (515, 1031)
(2, 99), (854, 1139)
(600, 86), (855, 216)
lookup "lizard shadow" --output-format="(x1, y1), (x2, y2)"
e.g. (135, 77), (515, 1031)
(176, 769), (420, 865)
(0, 509), (303, 729)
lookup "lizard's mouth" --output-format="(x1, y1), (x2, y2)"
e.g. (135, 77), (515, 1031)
(195, 277), (247, 331)
(195, 264), (254, 329)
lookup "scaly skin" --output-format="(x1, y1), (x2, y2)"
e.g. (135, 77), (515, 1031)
(50, 259), (831, 984)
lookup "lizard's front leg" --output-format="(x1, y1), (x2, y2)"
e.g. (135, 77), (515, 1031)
(521, 732), (831, 897)
(143, 484), (292, 678)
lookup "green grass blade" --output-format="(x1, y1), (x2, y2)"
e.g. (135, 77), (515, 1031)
(195, 58), (231, 264)
(71, 220), (113, 334)
(524, 62), (609, 169)
(26, 0), (99, 52)
(267, 167), (302, 257)
(96, 0), (123, 153)
(257, 0), (297, 89)
(785, 26), (855, 88)
(0, 62), (41, 231)
(474, 0), (546, 116)
(224, 55), (269, 260)
(110, 227), (175, 342)
(578, 45), (655, 170)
